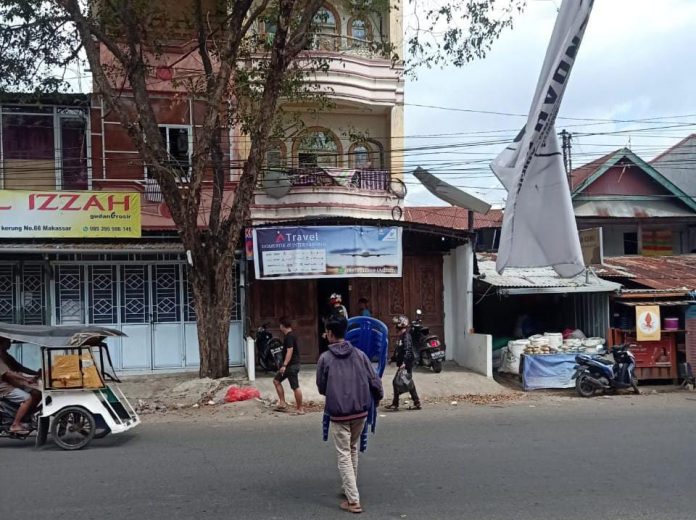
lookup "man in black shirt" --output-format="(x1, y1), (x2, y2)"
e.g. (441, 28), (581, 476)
(273, 317), (305, 414)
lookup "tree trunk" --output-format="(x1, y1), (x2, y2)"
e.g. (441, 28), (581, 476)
(189, 253), (235, 379)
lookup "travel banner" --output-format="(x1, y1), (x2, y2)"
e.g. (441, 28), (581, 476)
(252, 226), (402, 280)
(0, 190), (141, 238)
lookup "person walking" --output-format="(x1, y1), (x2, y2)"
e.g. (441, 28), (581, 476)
(316, 315), (383, 514)
(320, 293), (348, 355)
(273, 317), (304, 414)
(385, 315), (421, 411)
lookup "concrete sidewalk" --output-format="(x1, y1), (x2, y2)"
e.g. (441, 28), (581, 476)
(252, 362), (513, 404)
(118, 362), (512, 412)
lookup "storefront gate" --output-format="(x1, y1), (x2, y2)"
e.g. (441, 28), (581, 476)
(0, 259), (244, 371)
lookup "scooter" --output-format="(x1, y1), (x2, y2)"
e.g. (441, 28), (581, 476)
(572, 343), (640, 397)
(410, 309), (446, 373)
(0, 399), (37, 441)
(255, 323), (284, 373)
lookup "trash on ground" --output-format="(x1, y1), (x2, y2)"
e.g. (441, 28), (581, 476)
(224, 385), (262, 403)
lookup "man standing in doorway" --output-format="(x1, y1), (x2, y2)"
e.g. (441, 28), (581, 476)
(317, 315), (384, 513)
(357, 297), (371, 317)
(273, 317), (304, 415)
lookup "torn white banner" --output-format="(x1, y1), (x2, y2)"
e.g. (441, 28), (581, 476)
(491, 0), (594, 277)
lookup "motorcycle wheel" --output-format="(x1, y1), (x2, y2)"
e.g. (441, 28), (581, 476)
(575, 375), (595, 398)
(431, 360), (443, 373)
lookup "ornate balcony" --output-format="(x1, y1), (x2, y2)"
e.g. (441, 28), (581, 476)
(251, 167), (404, 224)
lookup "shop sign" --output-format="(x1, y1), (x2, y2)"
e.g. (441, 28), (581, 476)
(0, 190), (141, 238)
(579, 227), (603, 265)
(636, 305), (661, 341)
(252, 226), (402, 280)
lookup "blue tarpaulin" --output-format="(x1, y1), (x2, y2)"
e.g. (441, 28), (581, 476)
(521, 353), (578, 391)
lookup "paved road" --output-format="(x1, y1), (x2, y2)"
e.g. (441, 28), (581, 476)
(2, 393), (696, 519)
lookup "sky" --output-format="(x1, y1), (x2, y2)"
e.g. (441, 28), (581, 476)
(403, 0), (696, 207)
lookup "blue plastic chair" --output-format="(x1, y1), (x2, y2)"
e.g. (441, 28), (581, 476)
(323, 317), (389, 452)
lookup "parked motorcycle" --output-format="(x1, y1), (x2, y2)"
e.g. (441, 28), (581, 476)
(572, 343), (640, 397)
(410, 309), (446, 373)
(255, 323), (284, 373)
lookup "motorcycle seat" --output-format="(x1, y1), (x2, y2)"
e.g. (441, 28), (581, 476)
(595, 357), (614, 366)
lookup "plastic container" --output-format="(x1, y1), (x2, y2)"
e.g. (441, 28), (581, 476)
(664, 317), (679, 330)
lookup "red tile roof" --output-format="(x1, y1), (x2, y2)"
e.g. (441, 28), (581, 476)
(404, 206), (503, 230)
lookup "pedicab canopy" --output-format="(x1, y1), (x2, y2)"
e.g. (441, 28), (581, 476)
(0, 323), (124, 347)
(0, 323), (126, 389)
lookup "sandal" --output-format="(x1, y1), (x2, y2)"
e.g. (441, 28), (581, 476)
(340, 500), (363, 514)
(407, 404), (422, 410)
(273, 405), (288, 412)
(384, 404), (399, 412)
(9, 427), (31, 435)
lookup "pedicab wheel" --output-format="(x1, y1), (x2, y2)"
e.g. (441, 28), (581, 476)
(431, 360), (443, 373)
(50, 407), (96, 450)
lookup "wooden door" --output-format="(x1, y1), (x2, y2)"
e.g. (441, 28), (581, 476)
(250, 278), (319, 363)
(350, 254), (444, 354)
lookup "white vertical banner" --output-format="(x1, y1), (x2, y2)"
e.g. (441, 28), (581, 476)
(490, 0), (594, 277)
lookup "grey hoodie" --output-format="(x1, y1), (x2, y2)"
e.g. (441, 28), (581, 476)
(316, 340), (384, 421)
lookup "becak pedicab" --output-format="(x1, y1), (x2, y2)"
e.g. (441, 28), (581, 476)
(0, 323), (140, 450)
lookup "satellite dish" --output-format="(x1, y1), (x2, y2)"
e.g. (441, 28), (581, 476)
(413, 166), (492, 214)
(262, 170), (292, 199)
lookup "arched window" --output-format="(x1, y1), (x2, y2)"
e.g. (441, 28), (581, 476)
(265, 140), (286, 170)
(311, 4), (340, 50)
(314, 6), (338, 34)
(349, 141), (383, 169)
(349, 18), (370, 41)
(294, 128), (341, 168)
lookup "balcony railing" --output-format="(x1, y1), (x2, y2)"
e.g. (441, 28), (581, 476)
(287, 167), (389, 191)
(307, 33), (388, 59)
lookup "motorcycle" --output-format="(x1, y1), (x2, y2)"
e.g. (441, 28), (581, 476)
(0, 399), (37, 441)
(572, 343), (640, 397)
(410, 309), (446, 373)
(255, 323), (284, 373)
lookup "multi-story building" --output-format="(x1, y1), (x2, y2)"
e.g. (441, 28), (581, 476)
(0, 3), (478, 373)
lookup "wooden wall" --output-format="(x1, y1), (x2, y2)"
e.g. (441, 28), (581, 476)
(248, 254), (444, 363)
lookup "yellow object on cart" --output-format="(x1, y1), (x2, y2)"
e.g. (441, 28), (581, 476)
(50, 353), (104, 389)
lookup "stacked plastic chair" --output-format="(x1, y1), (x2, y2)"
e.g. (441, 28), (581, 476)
(323, 316), (389, 452)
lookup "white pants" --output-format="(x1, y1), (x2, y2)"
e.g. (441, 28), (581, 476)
(330, 418), (367, 504)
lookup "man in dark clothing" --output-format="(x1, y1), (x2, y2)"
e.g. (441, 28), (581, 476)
(273, 317), (304, 414)
(385, 314), (421, 411)
(316, 315), (383, 514)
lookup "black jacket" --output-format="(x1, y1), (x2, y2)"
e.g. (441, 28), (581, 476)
(391, 331), (415, 367)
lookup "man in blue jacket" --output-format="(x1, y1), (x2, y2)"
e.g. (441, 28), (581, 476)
(316, 315), (383, 514)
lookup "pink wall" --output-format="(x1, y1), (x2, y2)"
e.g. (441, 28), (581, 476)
(582, 164), (670, 196)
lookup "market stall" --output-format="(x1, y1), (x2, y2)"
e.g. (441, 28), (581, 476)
(474, 254), (621, 388)
(609, 295), (692, 381)
(500, 332), (606, 390)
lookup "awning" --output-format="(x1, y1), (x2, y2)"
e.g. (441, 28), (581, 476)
(574, 199), (694, 218)
(0, 241), (184, 254)
(476, 255), (621, 295)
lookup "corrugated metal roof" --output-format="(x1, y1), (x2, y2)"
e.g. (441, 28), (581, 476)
(476, 255), (621, 293)
(574, 199), (695, 218)
(594, 255), (696, 291)
(651, 134), (696, 195)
